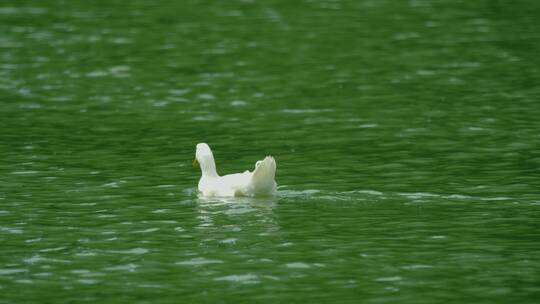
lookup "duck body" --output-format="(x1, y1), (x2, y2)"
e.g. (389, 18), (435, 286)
(194, 143), (277, 197)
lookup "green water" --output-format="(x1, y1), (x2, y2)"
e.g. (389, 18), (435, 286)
(1, 0), (540, 302)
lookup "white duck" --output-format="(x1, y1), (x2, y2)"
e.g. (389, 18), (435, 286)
(193, 143), (277, 197)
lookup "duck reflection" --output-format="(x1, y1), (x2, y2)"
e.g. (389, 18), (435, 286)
(194, 195), (280, 247)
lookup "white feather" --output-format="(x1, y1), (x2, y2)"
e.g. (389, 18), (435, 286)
(195, 143), (277, 197)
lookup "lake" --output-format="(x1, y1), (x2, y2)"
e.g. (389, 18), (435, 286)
(1, 0), (539, 303)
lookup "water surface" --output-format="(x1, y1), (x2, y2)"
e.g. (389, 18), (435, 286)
(1, 0), (540, 303)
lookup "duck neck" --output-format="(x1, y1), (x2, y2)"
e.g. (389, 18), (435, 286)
(200, 155), (218, 178)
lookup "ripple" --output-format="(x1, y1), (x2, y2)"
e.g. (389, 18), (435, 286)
(110, 37), (131, 44)
(283, 109), (333, 114)
(102, 181), (126, 188)
(399, 192), (440, 199)
(75, 250), (98, 257)
(155, 184), (176, 188)
(279, 189), (320, 198)
(192, 115), (217, 121)
(481, 197), (512, 201)
(112, 248), (148, 255)
(431, 235), (447, 239)
(78, 279), (99, 284)
(219, 238), (237, 244)
(169, 88), (190, 96)
(86, 70), (108, 77)
(197, 93), (215, 100)
(24, 255), (45, 265)
(105, 263), (138, 272)
(402, 264), (433, 270)
(394, 32), (420, 40)
(231, 100), (247, 107)
(0, 7), (48, 15)
(214, 274), (259, 284)
(375, 276), (402, 282)
(85, 66), (130, 78)
(444, 194), (471, 199)
(39, 247), (65, 253)
(18, 103), (42, 109)
(109, 65), (130, 76)
(11, 171), (38, 175)
(352, 190), (384, 196)
(357, 123), (378, 128)
(0, 227), (23, 234)
(0, 268), (27, 275)
(151, 209), (170, 213)
(286, 262), (311, 269)
(132, 228), (160, 234)
(224, 207), (254, 215)
(176, 257), (224, 266)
